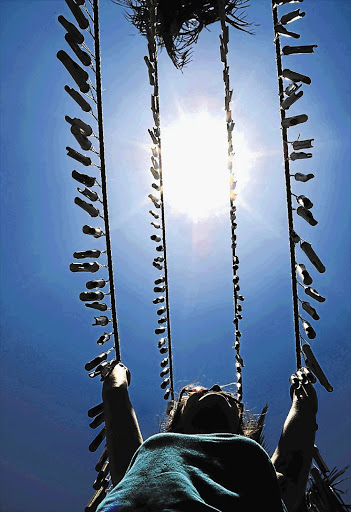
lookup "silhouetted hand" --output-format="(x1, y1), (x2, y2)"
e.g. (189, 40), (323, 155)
(289, 367), (318, 415)
(102, 362), (131, 395)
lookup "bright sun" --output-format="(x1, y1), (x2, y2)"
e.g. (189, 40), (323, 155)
(158, 109), (257, 221)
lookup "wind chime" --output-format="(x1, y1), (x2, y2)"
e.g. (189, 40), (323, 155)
(141, 0), (247, 405)
(272, 2), (348, 510)
(58, 1), (250, 509)
(117, 0), (252, 414)
(57, 1), (348, 511)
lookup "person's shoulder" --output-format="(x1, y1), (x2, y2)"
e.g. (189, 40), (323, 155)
(141, 432), (186, 447)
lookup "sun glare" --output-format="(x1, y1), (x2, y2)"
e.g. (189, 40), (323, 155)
(158, 110), (257, 221)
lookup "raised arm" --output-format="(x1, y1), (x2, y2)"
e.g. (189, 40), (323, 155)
(271, 368), (318, 512)
(102, 363), (143, 487)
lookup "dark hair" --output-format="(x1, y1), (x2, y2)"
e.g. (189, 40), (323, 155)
(160, 384), (268, 445)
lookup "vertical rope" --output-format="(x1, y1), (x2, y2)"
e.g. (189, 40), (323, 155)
(93, 0), (121, 361)
(217, 0), (244, 402)
(146, 0), (175, 401)
(271, 0), (301, 369)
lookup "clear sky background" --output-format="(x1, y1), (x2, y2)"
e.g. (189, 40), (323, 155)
(0, 1), (350, 511)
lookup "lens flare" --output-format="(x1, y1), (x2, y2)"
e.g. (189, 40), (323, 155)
(158, 109), (257, 221)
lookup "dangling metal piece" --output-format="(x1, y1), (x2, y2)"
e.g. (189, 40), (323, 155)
(88, 402), (104, 418)
(300, 241), (325, 273)
(300, 300), (320, 320)
(296, 263), (313, 285)
(65, 33), (92, 67)
(292, 138), (314, 150)
(75, 196), (101, 217)
(78, 187), (100, 201)
(93, 461), (110, 489)
(290, 151), (312, 160)
(275, 0), (303, 6)
(71, 124), (93, 150)
(302, 344), (333, 392)
(281, 90), (304, 110)
(282, 45), (317, 55)
(274, 23), (300, 39)
(57, 50), (90, 92)
(304, 286), (326, 303)
(70, 261), (102, 273)
(65, 0), (89, 30)
(86, 278), (107, 289)
(280, 9), (305, 25)
(85, 488), (107, 512)
(301, 318), (316, 339)
(85, 302), (109, 311)
(153, 296), (165, 304)
(58, 15), (85, 44)
(67, 146), (92, 166)
(96, 332), (112, 346)
(72, 169), (96, 187)
(281, 68), (311, 84)
(292, 172), (314, 182)
(296, 205), (318, 225)
(284, 82), (302, 96)
(66, 116), (93, 136)
(92, 316), (110, 327)
(89, 426), (106, 452)
(65, 85), (92, 113)
(85, 347), (114, 371)
(74, 249), (102, 259)
(94, 445), (108, 472)
(282, 114), (308, 128)
(82, 225), (104, 238)
(294, 194), (313, 209)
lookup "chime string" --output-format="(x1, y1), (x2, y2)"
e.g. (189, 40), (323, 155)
(271, 0), (301, 370)
(147, 0), (175, 400)
(92, 0), (121, 361)
(217, 0), (244, 401)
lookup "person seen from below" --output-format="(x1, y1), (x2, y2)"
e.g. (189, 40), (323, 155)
(96, 362), (318, 512)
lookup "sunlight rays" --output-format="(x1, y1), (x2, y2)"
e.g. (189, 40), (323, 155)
(156, 109), (259, 221)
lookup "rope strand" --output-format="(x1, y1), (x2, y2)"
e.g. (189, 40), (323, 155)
(271, 0), (301, 369)
(217, 0), (244, 402)
(147, 0), (175, 401)
(93, 0), (121, 361)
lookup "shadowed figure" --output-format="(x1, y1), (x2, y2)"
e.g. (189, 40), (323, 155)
(96, 362), (318, 511)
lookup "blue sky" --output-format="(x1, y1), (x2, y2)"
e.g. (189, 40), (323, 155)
(0, 1), (350, 511)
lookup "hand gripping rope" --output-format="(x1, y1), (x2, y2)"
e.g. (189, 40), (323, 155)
(58, 2), (249, 507)
(271, 0), (332, 391)
(57, 0), (121, 509)
(56, 1), (344, 510)
(271, 2), (339, 507)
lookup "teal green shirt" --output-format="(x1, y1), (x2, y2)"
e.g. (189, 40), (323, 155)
(97, 432), (287, 511)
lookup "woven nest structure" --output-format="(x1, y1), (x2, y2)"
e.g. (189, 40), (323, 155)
(115, 0), (253, 68)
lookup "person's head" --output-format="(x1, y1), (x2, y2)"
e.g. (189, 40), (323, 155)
(161, 384), (268, 443)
